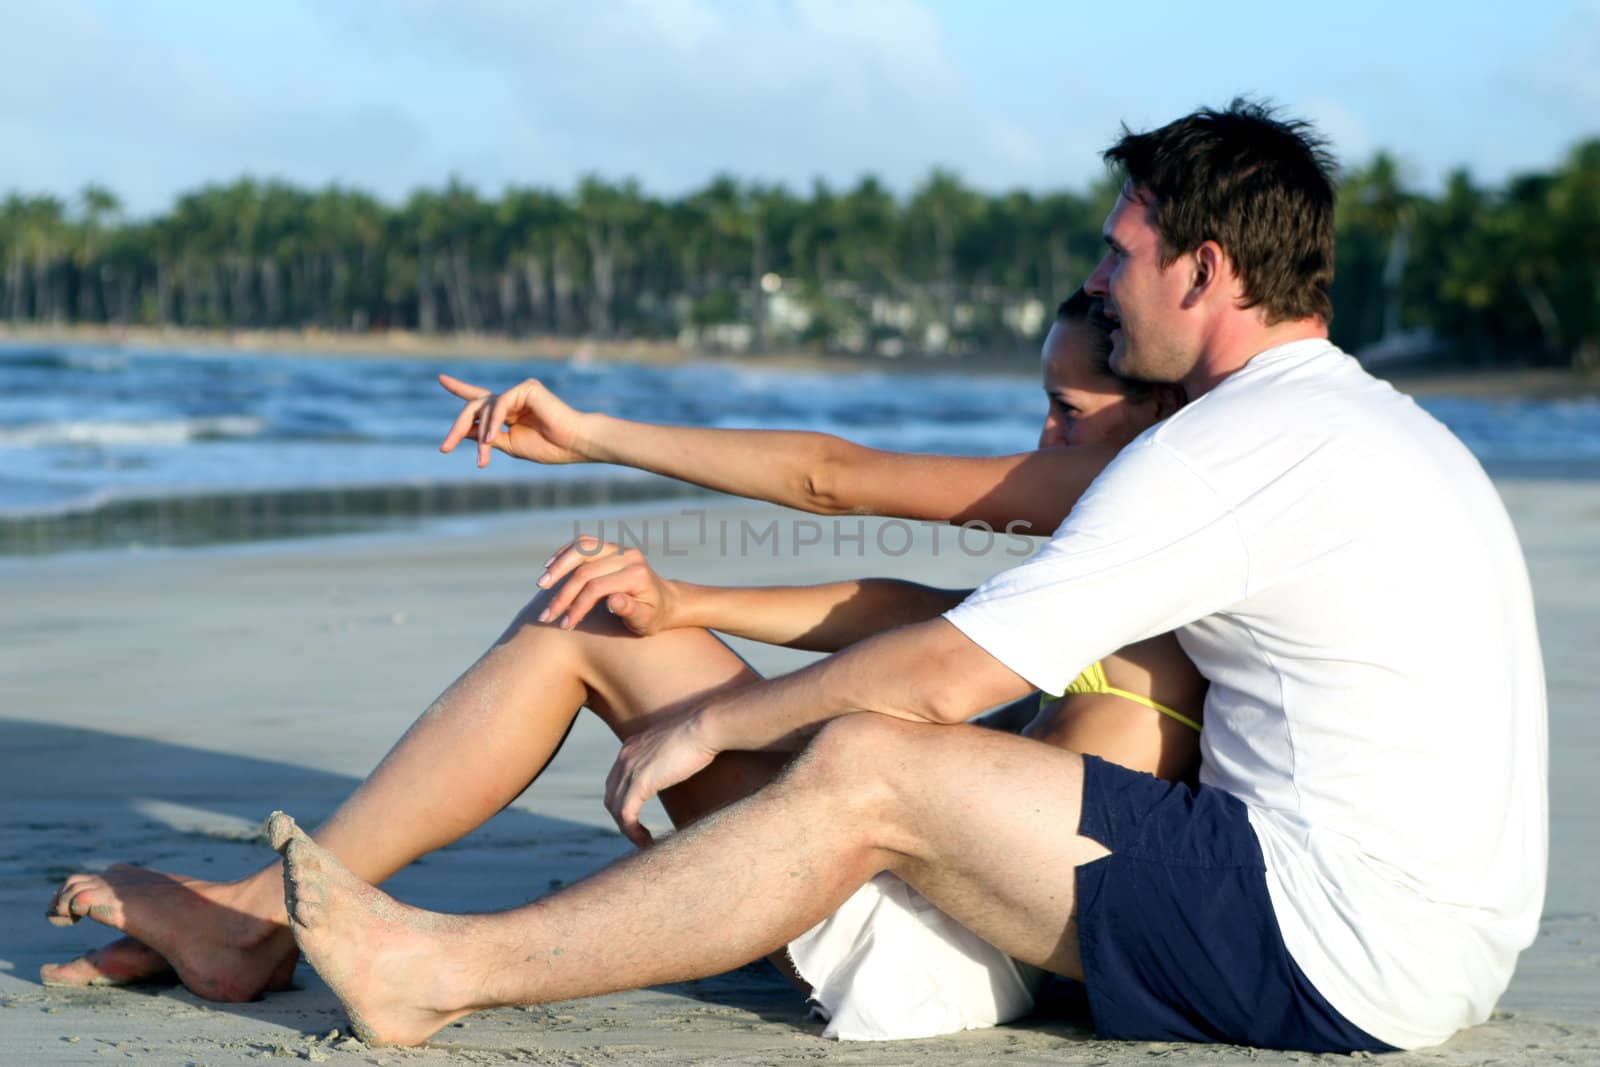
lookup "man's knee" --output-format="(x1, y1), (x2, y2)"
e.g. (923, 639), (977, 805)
(809, 711), (914, 758)
(781, 715), (964, 861)
(787, 715), (922, 807)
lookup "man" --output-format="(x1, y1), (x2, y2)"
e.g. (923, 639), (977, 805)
(269, 100), (1547, 1052)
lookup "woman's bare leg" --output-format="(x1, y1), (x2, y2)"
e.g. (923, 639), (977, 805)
(42, 585), (781, 1001)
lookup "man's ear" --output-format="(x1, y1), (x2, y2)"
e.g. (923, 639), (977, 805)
(1185, 241), (1226, 306)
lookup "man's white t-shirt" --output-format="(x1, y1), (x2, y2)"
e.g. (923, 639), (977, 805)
(943, 339), (1547, 1050)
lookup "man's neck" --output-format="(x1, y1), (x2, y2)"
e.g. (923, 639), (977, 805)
(1183, 317), (1328, 397)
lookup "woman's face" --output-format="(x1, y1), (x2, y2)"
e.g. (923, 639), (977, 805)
(1036, 321), (1165, 450)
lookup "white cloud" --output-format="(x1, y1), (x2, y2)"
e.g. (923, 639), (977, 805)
(0, 0), (1125, 209)
(0, 1), (429, 212)
(32, 0), (1573, 212)
(319, 0), (1050, 195)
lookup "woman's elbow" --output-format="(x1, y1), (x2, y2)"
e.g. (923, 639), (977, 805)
(799, 470), (844, 515)
(798, 445), (857, 516)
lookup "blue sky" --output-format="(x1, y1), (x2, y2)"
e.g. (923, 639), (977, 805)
(4, 0), (1595, 215)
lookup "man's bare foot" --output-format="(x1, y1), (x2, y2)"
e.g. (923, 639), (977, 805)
(43, 863), (297, 1001)
(270, 812), (478, 1046)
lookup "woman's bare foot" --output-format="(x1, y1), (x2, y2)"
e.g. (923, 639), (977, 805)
(39, 936), (177, 988)
(269, 812), (479, 1046)
(43, 863), (298, 1001)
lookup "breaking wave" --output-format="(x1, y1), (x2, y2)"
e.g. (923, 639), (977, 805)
(0, 415), (268, 448)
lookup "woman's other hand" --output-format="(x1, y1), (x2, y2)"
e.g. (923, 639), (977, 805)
(536, 537), (681, 636)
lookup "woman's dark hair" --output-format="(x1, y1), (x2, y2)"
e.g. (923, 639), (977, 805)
(1055, 287), (1156, 402)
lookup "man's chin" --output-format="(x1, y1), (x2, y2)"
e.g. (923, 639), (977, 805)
(1109, 340), (1133, 376)
(1111, 344), (1182, 386)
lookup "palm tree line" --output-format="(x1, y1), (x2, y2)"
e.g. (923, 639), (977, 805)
(2, 140), (1596, 367)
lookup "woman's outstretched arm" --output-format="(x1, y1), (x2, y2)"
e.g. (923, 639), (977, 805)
(438, 374), (1115, 534)
(584, 416), (1114, 534)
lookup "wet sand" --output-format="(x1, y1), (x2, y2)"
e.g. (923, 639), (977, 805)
(2, 490), (1597, 1065)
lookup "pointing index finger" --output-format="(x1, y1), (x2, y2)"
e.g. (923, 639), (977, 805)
(437, 373), (490, 400)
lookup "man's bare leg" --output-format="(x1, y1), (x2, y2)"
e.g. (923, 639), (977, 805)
(42, 588), (782, 1000)
(272, 714), (1111, 1046)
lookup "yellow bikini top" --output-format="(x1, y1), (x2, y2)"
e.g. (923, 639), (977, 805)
(1051, 660), (1201, 733)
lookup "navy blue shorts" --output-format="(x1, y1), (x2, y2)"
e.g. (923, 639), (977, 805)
(1074, 755), (1393, 1053)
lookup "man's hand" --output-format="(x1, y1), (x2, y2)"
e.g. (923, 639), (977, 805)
(438, 374), (587, 468)
(536, 537), (681, 634)
(605, 710), (720, 846)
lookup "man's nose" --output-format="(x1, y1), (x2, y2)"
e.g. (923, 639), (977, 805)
(1084, 254), (1111, 297)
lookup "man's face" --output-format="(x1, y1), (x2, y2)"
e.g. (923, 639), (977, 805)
(1084, 189), (1198, 384)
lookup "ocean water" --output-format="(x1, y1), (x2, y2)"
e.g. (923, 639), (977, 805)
(3, 342), (1598, 554)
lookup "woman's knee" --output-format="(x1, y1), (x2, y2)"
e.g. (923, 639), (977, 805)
(505, 577), (631, 642)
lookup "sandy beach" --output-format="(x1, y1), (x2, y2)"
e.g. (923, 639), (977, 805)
(3, 488), (1597, 1066)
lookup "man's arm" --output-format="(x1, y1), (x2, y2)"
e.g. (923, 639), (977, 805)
(439, 374), (1115, 533)
(700, 618), (1030, 747)
(605, 618), (1030, 843)
(604, 440), (1249, 842)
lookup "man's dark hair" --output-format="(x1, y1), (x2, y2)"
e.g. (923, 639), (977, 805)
(1103, 98), (1337, 325)
(1056, 287), (1156, 402)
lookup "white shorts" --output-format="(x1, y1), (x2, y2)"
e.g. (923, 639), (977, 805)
(786, 872), (1046, 1041)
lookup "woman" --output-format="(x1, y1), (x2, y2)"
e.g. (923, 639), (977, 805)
(442, 287), (1203, 780)
(44, 291), (1202, 1034)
